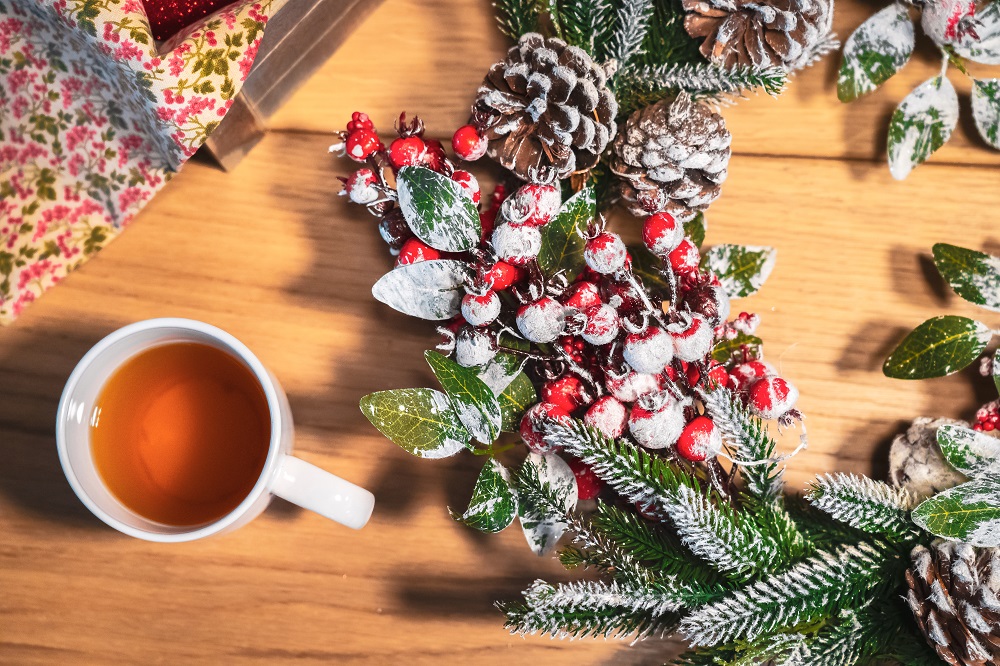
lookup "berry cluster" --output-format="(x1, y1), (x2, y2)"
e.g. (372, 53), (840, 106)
(974, 400), (1000, 432)
(337, 111), (800, 504)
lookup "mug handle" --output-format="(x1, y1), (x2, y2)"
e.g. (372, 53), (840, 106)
(271, 455), (374, 529)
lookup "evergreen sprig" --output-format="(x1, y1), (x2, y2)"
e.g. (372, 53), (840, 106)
(494, 0), (541, 40)
(807, 473), (919, 542)
(615, 63), (788, 115)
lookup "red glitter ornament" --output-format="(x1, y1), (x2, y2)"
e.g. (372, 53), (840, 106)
(143, 0), (239, 42)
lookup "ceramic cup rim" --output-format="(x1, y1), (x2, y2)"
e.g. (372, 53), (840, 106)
(55, 318), (285, 542)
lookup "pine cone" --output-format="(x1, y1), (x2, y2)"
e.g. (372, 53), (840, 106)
(608, 93), (730, 222)
(682, 0), (833, 70)
(906, 540), (1000, 665)
(474, 33), (617, 183)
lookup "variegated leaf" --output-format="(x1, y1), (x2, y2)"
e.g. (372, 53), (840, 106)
(887, 76), (959, 180)
(838, 5), (915, 102)
(972, 79), (1000, 149)
(912, 477), (1000, 546)
(519, 453), (578, 555)
(371, 259), (470, 321)
(936, 424), (1000, 478)
(451, 459), (518, 533)
(360, 388), (470, 458)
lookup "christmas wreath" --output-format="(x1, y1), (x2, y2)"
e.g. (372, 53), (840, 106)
(330, 1), (1000, 663)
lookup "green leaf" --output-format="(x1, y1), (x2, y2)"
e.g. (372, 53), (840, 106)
(883, 315), (992, 379)
(932, 243), (1000, 312)
(887, 76), (959, 180)
(972, 79), (1000, 150)
(912, 477), (1000, 546)
(396, 166), (480, 252)
(360, 388), (470, 458)
(451, 459), (518, 533)
(371, 259), (471, 321)
(936, 424), (1000, 477)
(837, 5), (914, 102)
(537, 187), (595, 277)
(685, 212), (707, 249)
(629, 244), (670, 293)
(519, 452), (578, 555)
(425, 351), (501, 444)
(711, 332), (763, 364)
(700, 244), (776, 298)
(477, 352), (536, 431)
(994, 348), (1000, 396)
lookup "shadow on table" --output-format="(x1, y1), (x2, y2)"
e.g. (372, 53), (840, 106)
(0, 323), (112, 527)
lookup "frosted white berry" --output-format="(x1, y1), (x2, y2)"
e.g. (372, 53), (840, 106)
(584, 232), (628, 274)
(642, 212), (683, 258)
(501, 183), (562, 227)
(748, 376), (799, 420)
(623, 326), (674, 374)
(668, 313), (713, 362)
(519, 402), (570, 454)
(584, 396), (627, 439)
(606, 371), (661, 402)
(492, 223), (542, 266)
(581, 304), (620, 345)
(454, 326), (498, 367)
(516, 297), (566, 343)
(451, 170), (481, 204)
(344, 168), (379, 204)
(461, 290), (501, 327)
(629, 394), (686, 449)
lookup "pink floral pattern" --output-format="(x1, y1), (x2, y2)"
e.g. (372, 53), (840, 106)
(0, 0), (275, 323)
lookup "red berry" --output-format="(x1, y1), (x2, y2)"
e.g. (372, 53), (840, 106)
(601, 280), (643, 313)
(629, 396), (686, 449)
(479, 208), (497, 242)
(706, 363), (732, 390)
(388, 136), (427, 169)
(502, 184), (561, 227)
(730, 360), (774, 391)
(623, 326), (674, 374)
(583, 396), (627, 439)
(581, 304), (620, 345)
(561, 281), (602, 310)
(345, 129), (382, 162)
(520, 403), (570, 454)
(396, 238), (440, 266)
(584, 232), (628, 275)
(346, 111), (374, 133)
(748, 376), (799, 420)
(516, 297), (566, 343)
(461, 290), (501, 327)
(668, 238), (701, 274)
(668, 314), (713, 362)
(568, 457), (603, 500)
(452, 124), (488, 161)
(541, 375), (590, 414)
(492, 223), (542, 266)
(642, 212), (683, 258)
(485, 261), (523, 290)
(344, 168), (379, 204)
(676, 416), (722, 462)
(451, 170), (481, 204)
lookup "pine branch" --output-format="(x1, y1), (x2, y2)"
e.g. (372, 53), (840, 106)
(677, 541), (901, 647)
(785, 494), (877, 551)
(605, 0), (655, 67)
(494, 0), (541, 40)
(807, 473), (919, 542)
(548, 0), (613, 55)
(702, 388), (783, 499)
(545, 419), (782, 580)
(634, 0), (702, 68)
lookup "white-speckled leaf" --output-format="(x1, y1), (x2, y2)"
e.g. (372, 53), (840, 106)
(519, 453), (579, 555)
(936, 424), (1000, 478)
(360, 388), (470, 458)
(954, 1), (1000, 64)
(371, 259), (470, 321)
(396, 166), (481, 252)
(887, 76), (959, 180)
(838, 4), (915, 102)
(477, 352), (537, 432)
(451, 459), (518, 533)
(913, 477), (1000, 546)
(972, 79), (1000, 149)
(932, 243), (1000, 312)
(883, 315), (992, 379)
(994, 348), (1000, 396)
(425, 350), (501, 444)
(701, 244), (776, 298)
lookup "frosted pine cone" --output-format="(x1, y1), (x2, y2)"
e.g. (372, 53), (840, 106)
(682, 0), (834, 70)
(609, 93), (730, 222)
(906, 540), (1000, 665)
(473, 33), (618, 183)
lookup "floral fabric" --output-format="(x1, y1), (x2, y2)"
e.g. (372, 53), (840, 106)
(0, 0), (278, 324)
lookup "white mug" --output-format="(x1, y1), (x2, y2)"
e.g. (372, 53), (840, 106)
(55, 318), (374, 542)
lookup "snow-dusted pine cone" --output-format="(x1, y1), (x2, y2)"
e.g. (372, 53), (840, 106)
(682, 0), (834, 70)
(609, 93), (730, 222)
(473, 32), (618, 183)
(889, 417), (969, 501)
(906, 540), (1000, 665)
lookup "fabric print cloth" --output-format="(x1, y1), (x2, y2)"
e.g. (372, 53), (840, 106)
(0, 0), (282, 324)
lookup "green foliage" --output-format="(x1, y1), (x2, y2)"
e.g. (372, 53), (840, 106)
(452, 458), (518, 532)
(935, 423), (1000, 477)
(537, 187), (595, 278)
(887, 76), (959, 180)
(685, 212), (707, 248)
(371, 259), (471, 321)
(700, 244), (776, 298)
(883, 315), (992, 379)
(931, 243), (1000, 312)
(806, 473), (918, 542)
(396, 166), (480, 252)
(912, 476), (1000, 546)
(359, 388), (470, 458)
(837, 5), (914, 102)
(425, 351), (501, 443)
(616, 64), (786, 116)
(493, 0), (541, 40)
(972, 78), (1000, 149)
(711, 332), (763, 365)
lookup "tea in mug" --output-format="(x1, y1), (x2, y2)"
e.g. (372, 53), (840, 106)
(90, 342), (271, 527)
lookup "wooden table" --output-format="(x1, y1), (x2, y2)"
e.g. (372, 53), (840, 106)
(2, 0), (999, 663)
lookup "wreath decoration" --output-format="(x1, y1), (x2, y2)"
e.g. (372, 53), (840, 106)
(329, 1), (1000, 663)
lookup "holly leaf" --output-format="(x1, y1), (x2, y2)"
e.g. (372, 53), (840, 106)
(936, 424), (1000, 478)
(519, 452), (578, 555)
(932, 243), (1000, 312)
(477, 352), (536, 432)
(971, 79), (1000, 150)
(838, 5), (915, 102)
(700, 244), (776, 298)
(954, 1), (1000, 65)
(912, 477), (1000, 546)
(883, 315), (992, 379)
(371, 259), (470, 321)
(712, 332), (764, 364)
(360, 388), (470, 458)
(685, 212), (707, 249)
(396, 166), (480, 252)
(887, 76), (959, 180)
(425, 350), (501, 444)
(537, 187), (595, 277)
(451, 458), (518, 533)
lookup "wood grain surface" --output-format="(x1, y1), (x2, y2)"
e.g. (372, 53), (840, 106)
(2, 0), (1000, 663)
